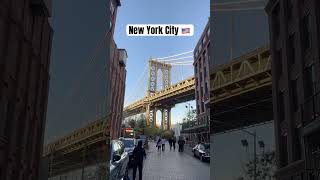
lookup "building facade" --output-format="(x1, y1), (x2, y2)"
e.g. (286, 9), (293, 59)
(181, 21), (210, 144)
(194, 21), (210, 127)
(109, 0), (128, 140)
(266, 0), (320, 179)
(110, 46), (127, 140)
(0, 0), (53, 180)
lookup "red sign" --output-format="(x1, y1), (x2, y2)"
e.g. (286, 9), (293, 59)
(125, 128), (133, 133)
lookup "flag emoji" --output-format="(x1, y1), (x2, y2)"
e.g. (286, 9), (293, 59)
(181, 28), (190, 34)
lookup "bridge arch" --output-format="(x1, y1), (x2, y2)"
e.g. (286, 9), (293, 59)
(148, 59), (171, 94)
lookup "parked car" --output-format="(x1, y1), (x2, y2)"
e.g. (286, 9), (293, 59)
(119, 137), (136, 166)
(192, 143), (210, 162)
(110, 140), (129, 180)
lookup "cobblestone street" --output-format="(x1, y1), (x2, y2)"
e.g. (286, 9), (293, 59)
(128, 142), (210, 180)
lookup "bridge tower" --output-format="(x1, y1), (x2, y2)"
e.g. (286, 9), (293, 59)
(146, 59), (172, 130)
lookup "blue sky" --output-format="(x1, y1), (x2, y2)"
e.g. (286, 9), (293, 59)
(114, 0), (209, 124)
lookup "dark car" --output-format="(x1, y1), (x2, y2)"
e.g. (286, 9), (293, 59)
(110, 140), (129, 180)
(119, 137), (136, 166)
(192, 143), (210, 162)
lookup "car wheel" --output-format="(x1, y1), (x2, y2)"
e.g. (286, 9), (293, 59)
(200, 155), (203, 161)
(193, 152), (196, 157)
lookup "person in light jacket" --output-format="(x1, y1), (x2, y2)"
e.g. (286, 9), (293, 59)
(161, 138), (166, 151)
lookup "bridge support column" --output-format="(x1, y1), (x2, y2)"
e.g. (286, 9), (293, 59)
(161, 107), (171, 130)
(146, 105), (156, 127)
(167, 108), (171, 130)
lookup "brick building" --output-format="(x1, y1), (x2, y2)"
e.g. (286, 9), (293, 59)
(182, 21), (210, 144)
(266, 0), (320, 179)
(194, 21), (210, 128)
(110, 45), (127, 140)
(109, 0), (128, 140)
(0, 0), (53, 180)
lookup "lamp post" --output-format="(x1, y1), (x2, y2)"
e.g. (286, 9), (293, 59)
(185, 103), (194, 127)
(240, 130), (266, 180)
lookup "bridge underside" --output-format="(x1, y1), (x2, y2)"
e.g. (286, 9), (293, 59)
(211, 84), (273, 134)
(153, 90), (195, 108)
(49, 142), (108, 177)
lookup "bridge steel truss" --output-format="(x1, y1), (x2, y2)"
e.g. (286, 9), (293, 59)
(210, 46), (273, 133)
(124, 76), (195, 130)
(43, 119), (109, 178)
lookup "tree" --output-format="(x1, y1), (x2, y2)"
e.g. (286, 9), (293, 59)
(128, 119), (136, 128)
(162, 130), (174, 139)
(136, 114), (146, 129)
(144, 126), (160, 137)
(238, 151), (276, 180)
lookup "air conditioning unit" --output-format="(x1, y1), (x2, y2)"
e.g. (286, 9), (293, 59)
(31, 0), (52, 17)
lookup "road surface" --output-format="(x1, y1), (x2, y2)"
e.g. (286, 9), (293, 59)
(128, 142), (210, 180)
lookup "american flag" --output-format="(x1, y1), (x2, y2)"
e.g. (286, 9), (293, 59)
(181, 27), (190, 34)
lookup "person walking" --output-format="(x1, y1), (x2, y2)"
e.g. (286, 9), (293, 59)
(172, 136), (176, 151)
(168, 138), (173, 150)
(181, 138), (186, 152)
(156, 138), (161, 152)
(161, 138), (166, 151)
(132, 140), (146, 180)
(178, 137), (186, 152)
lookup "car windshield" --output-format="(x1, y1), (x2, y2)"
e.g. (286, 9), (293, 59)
(121, 139), (134, 147)
(203, 144), (210, 149)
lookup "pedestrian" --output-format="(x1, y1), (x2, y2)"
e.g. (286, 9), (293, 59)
(168, 138), (173, 150)
(173, 137), (176, 151)
(161, 138), (166, 151)
(132, 140), (146, 180)
(156, 138), (161, 152)
(181, 138), (186, 152)
(178, 137), (182, 152)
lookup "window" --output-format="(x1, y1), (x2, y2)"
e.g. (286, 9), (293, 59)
(304, 65), (316, 97)
(291, 79), (299, 112)
(201, 102), (204, 113)
(205, 83), (208, 94)
(196, 90), (199, 100)
(279, 92), (285, 122)
(302, 14), (312, 50)
(288, 34), (295, 65)
(197, 105), (200, 114)
(118, 141), (124, 154)
(195, 64), (198, 73)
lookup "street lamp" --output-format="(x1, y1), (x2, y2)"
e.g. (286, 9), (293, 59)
(240, 131), (265, 180)
(185, 103), (194, 126)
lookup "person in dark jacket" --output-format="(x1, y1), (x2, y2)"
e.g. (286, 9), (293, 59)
(156, 138), (161, 152)
(168, 138), (173, 150)
(172, 137), (176, 151)
(132, 140), (146, 180)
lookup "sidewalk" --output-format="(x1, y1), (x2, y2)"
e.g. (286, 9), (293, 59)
(128, 142), (209, 180)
